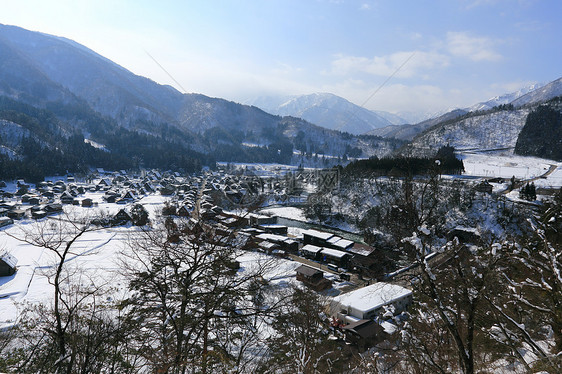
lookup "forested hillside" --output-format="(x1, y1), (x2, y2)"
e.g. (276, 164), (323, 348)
(514, 96), (562, 161)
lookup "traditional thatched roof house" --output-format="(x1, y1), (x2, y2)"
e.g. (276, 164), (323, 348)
(0, 251), (17, 276)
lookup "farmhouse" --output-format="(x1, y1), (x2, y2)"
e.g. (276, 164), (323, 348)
(302, 229), (334, 247)
(300, 244), (323, 260)
(0, 251), (17, 276)
(342, 319), (385, 350)
(295, 265), (332, 291)
(331, 282), (412, 322)
(320, 247), (352, 268)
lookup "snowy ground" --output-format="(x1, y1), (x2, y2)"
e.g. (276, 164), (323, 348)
(0, 194), (171, 329)
(0, 193), (346, 330)
(460, 153), (554, 179)
(259, 206), (307, 221)
(459, 153), (562, 188)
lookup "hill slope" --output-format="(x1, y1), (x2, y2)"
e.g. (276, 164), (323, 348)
(0, 24), (401, 179)
(247, 93), (397, 135)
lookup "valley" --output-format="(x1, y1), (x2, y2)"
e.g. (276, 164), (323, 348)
(0, 18), (561, 373)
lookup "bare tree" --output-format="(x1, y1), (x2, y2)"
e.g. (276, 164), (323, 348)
(120, 217), (279, 374)
(399, 231), (517, 374)
(486, 189), (562, 372)
(260, 286), (348, 374)
(4, 212), (131, 373)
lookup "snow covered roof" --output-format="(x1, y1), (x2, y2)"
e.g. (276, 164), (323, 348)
(320, 248), (349, 258)
(303, 229), (334, 240)
(333, 283), (412, 313)
(0, 251), (17, 268)
(256, 233), (290, 243)
(327, 236), (343, 244)
(348, 243), (376, 257)
(331, 238), (355, 250)
(258, 224), (287, 229)
(301, 244), (323, 254)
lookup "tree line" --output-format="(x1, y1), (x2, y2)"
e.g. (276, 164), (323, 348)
(344, 145), (465, 177)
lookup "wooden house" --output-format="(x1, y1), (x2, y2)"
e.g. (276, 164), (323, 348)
(342, 319), (385, 351)
(301, 244), (323, 261)
(44, 203), (63, 214)
(295, 265), (331, 291)
(0, 251), (17, 276)
(32, 210), (48, 219)
(7, 209), (26, 220)
(60, 191), (76, 205)
(112, 209), (132, 226)
(0, 217), (13, 228)
(474, 180), (493, 194)
(302, 229), (335, 247)
(320, 248), (352, 268)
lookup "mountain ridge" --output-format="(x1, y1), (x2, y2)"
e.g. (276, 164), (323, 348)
(246, 93), (405, 135)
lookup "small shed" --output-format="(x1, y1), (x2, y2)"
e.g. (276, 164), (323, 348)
(474, 180), (493, 194)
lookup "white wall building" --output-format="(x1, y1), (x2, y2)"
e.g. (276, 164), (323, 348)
(331, 282), (413, 322)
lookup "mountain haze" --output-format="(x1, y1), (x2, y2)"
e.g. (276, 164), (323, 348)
(247, 93), (402, 135)
(0, 24), (402, 180)
(369, 81), (556, 143)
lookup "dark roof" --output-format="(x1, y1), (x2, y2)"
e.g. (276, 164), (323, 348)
(296, 264), (322, 277)
(343, 319), (381, 338)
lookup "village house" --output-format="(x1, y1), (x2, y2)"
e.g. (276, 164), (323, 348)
(0, 251), (17, 276)
(474, 180), (493, 194)
(7, 209), (26, 220)
(0, 217), (13, 228)
(31, 210), (48, 219)
(341, 319), (385, 351)
(331, 282), (413, 322)
(295, 264), (332, 291)
(301, 244), (323, 261)
(320, 247), (352, 269)
(258, 224), (288, 235)
(302, 229), (335, 247)
(112, 209), (132, 226)
(249, 213), (277, 226)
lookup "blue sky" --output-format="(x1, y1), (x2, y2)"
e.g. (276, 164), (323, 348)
(1, 0), (561, 116)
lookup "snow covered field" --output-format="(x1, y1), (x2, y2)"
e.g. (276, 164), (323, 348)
(460, 153), (562, 188)
(0, 193), (326, 330)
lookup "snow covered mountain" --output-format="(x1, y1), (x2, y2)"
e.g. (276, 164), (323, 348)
(511, 77), (562, 107)
(247, 93), (403, 135)
(466, 83), (542, 112)
(367, 109), (469, 141)
(405, 109), (530, 155)
(369, 80), (556, 143)
(0, 23), (402, 177)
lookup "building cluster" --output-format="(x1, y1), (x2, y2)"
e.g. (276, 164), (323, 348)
(1, 166), (414, 350)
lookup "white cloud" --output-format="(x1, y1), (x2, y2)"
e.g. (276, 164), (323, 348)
(329, 50), (449, 78)
(446, 31), (502, 62)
